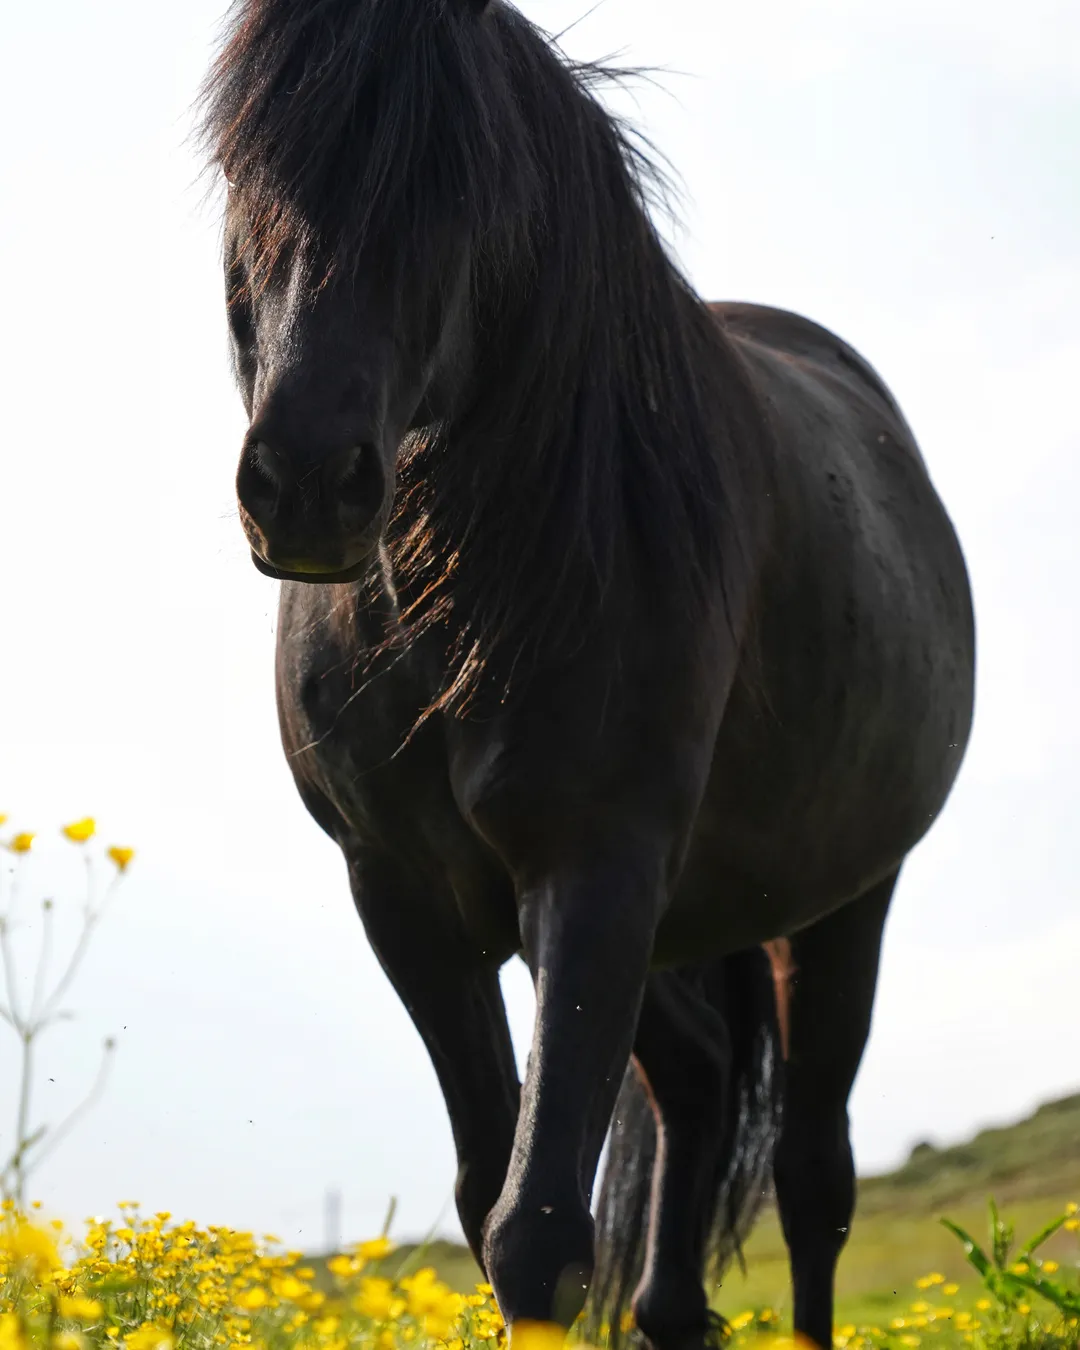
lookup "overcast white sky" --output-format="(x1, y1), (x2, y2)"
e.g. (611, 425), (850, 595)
(0, 0), (1077, 1254)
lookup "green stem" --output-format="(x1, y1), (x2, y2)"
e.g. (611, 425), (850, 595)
(13, 1027), (34, 1207)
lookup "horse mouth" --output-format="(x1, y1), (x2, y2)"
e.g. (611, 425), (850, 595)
(249, 550), (370, 584)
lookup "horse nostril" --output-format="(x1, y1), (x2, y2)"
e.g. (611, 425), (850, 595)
(237, 440), (279, 512)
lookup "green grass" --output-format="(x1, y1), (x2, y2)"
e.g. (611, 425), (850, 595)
(727, 1092), (1080, 1325)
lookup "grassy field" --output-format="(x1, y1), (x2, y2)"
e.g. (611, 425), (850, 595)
(400, 1092), (1080, 1328)
(1, 1094), (1076, 1350)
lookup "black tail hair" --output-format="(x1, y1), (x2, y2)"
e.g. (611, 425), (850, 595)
(587, 948), (782, 1345)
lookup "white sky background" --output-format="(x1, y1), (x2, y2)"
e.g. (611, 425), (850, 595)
(0, 0), (1077, 1250)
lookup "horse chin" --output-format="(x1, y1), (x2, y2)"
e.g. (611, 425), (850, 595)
(249, 550), (372, 585)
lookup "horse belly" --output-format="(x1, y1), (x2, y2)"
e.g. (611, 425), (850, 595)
(653, 320), (975, 961)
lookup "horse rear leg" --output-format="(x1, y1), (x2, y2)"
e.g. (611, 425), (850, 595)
(346, 851), (520, 1264)
(774, 871), (897, 1349)
(630, 970), (732, 1350)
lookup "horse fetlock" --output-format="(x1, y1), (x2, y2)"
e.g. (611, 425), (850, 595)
(632, 1271), (712, 1350)
(483, 1197), (594, 1326)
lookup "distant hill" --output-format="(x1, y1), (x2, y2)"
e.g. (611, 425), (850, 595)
(858, 1091), (1080, 1215)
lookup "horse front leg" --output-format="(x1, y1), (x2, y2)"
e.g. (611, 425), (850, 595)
(346, 851), (520, 1264)
(482, 843), (664, 1338)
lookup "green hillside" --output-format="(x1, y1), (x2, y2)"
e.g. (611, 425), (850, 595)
(731, 1092), (1080, 1325)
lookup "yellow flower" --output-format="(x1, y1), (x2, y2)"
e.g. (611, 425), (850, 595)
(59, 1298), (103, 1322)
(0, 815), (7, 828)
(976, 1300), (992, 1311)
(10, 832), (35, 854)
(107, 846), (135, 872)
(1065, 1219), (1079, 1232)
(1010, 1261), (1029, 1275)
(356, 1236), (395, 1262)
(900, 1338), (921, 1348)
(235, 1288), (269, 1311)
(1065, 1202), (1078, 1216)
(910, 1303), (929, 1314)
(1, 1220), (61, 1277)
(1043, 1260), (1059, 1274)
(62, 818), (96, 843)
(353, 1278), (395, 1321)
(124, 1326), (174, 1350)
(53, 1335), (86, 1350)
(0, 1313), (28, 1350)
(272, 1275), (309, 1302)
(943, 1284), (959, 1295)
(730, 1313), (756, 1331)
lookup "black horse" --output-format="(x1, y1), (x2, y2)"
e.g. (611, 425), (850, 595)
(202, 1), (975, 1347)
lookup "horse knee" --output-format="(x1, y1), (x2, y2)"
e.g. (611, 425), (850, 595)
(482, 1195), (595, 1327)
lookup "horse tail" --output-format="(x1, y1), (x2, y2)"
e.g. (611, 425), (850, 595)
(587, 946), (785, 1345)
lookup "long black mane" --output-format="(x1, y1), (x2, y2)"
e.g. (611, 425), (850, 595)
(203, 0), (774, 713)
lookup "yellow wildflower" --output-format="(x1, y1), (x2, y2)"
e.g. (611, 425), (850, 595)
(53, 1335), (86, 1350)
(1065, 1202), (1078, 1216)
(107, 846), (135, 872)
(943, 1284), (959, 1295)
(234, 1288), (269, 1311)
(353, 1278), (395, 1321)
(59, 1298), (103, 1322)
(976, 1300), (992, 1311)
(272, 1275), (308, 1302)
(62, 818), (96, 843)
(730, 1313), (756, 1331)
(1, 1220), (61, 1277)
(0, 1314), (28, 1350)
(124, 1326), (174, 1350)
(1043, 1260), (1059, 1273)
(910, 1303), (929, 1314)
(900, 1338), (921, 1348)
(1010, 1261), (1029, 1275)
(10, 833), (35, 854)
(356, 1236), (395, 1262)
(0, 815), (7, 827)
(1017, 1303), (1031, 1316)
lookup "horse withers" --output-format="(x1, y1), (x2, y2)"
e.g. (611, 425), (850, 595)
(202, 1), (976, 1347)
